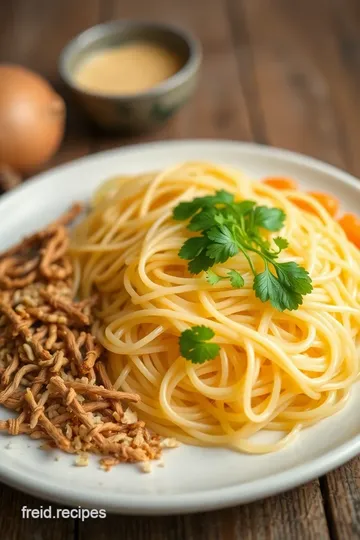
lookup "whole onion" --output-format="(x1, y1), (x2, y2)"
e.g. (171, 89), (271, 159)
(0, 64), (65, 175)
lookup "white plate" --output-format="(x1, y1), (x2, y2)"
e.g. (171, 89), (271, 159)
(1, 140), (360, 515)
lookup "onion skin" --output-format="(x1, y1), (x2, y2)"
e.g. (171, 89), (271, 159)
(0, 64), (66, 174)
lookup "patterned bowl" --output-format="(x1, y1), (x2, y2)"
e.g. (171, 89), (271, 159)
(59, 20), (202, 133)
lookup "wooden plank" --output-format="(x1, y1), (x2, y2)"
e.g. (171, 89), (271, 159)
(0, 483), (74, 540)
(232, 0), (360, 178)
(0, 0), (101, 78)
(316, 0), (360, 177)
(321, 458), (360, 540)
(230, 481), (329, 540)
(229, 0), (345, 168)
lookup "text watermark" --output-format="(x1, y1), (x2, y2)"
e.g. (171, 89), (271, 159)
(21, 505), (106, 520)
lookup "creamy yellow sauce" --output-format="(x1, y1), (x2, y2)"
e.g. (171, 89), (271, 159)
(74, 42), (182, 96)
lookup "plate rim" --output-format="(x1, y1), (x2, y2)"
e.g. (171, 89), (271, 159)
(0, 139), (359, 515)
(2, 139), (360, 209)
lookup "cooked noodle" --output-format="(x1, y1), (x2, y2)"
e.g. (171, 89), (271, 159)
(70, 162), (360, 453)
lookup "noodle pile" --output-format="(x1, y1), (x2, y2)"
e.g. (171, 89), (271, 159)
(71, 162), (360, 453)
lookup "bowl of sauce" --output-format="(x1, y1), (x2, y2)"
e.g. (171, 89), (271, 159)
(59, 21), (201, 133)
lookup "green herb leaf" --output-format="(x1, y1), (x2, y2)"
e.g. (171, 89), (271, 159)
(233, 200), (257, 216)
(214, 213), (226, 226)
(173, 190), (313, 312)
(253, 267), (305, 311)
(228, 270), (245, 288)
(253, 268), (278, 302)
(253, 268), (286, 311)
(188, 253), (213, 274)
(172, 201), (198, 221)
(206, 269), (223, 285)
(178, 236), (208, 260)
(206, 225), (239, 263)
(211, 190), (235, 205)
(275, 262), (313, 295)
(273, 237), (289, 251)
(179, 325), (220, 364)
(188, 208), (217, 231)
(173, 190), (234, 221)
(253, 206), (286, 231)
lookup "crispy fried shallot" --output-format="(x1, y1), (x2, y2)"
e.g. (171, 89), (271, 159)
(0, 205), (162, 468)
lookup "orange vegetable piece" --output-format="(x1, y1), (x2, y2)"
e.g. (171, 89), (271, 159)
(309, 192), (339, 217)
(262, 177), (298, 190)
(338, 213), (360, 248)
(293, 192), (340, 218)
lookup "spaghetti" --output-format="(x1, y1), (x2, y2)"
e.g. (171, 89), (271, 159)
(71, 162), (360, 453)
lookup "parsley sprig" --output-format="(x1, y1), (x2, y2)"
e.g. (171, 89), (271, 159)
(173, 190), (312, 311)
(179, 325), (220, 364)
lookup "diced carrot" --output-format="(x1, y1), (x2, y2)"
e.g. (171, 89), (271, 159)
(262, 177), (298, 190)
(293, 192), (340, 218)
(338, 213), (360, 248)
(308, 192), (340, 217)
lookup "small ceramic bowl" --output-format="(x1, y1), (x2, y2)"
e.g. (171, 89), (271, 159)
(59, 20), (202, 133)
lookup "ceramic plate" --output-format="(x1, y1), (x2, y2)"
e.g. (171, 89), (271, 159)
(0, 140), (359, 515)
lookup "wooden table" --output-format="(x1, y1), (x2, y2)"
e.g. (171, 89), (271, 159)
(1, 0), (360, 538)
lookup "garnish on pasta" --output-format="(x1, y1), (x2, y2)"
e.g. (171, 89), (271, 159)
(173, 190), (313, 311)
(71, 162), (360, 456)
(179, 325), (220, 364)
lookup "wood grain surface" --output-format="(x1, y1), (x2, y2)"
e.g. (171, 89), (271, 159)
(0, 0), (359, 538)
